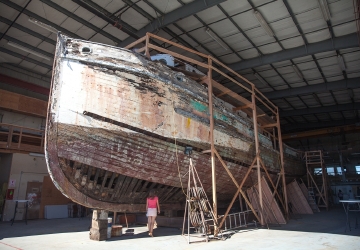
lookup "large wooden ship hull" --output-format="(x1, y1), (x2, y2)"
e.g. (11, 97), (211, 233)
(45, 34), (305, 212)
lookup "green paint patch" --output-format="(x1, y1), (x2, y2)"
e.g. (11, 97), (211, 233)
(215, 113), (228, 122)
(191, 100), (228, 122)
(191, 100), (208, 113)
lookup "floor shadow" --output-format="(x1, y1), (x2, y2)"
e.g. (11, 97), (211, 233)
(267, 206), (360, 236)
(106, 225), (182, 241)
(0, 217), (93, 240)
(1, 206), (358, 241)
(0, 218), (183, 241)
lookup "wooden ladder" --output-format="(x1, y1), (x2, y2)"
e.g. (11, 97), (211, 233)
(307, 187), (320, 212)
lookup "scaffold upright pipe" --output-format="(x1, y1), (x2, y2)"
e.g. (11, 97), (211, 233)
(276, 107), (288, 218)
(207, 57), (218, 235)
(252, 86), (264, 226)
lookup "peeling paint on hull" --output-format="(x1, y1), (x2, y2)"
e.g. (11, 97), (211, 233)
(45, 35), (305, 211)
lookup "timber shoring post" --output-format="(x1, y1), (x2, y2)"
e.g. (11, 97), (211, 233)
(207, 57), (218, 235)
(252, 86), (264, 226)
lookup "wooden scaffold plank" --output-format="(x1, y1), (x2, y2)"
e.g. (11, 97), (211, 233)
(286, 180), (313, 214)
(246, 176), (286, 224)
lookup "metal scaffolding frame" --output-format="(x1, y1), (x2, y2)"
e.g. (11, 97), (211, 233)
(125, 33), (289, 233)
(304, 150), (329, 210)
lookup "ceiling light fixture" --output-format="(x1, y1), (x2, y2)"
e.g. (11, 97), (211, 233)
(7, 41), (51, 61)
(337, 54), (346, 71)
(205, 28), (229, 51)
(317, 0), (331, 22)
(292, 64), (304, 79)
(253, 10), (274, 37)
(254, 73), (268, 86)
(29, 17), (58, 33)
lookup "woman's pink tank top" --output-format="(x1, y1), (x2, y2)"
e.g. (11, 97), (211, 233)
(147, 196), (158, 208)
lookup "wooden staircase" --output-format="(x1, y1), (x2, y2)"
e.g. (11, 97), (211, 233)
(304, 150), (329, 211)
(307, 187), (320, 212)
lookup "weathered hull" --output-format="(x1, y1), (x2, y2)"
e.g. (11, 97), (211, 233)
(45, 35), (305, 211)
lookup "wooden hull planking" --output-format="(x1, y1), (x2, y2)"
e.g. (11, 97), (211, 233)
(45, 35), (305, 211)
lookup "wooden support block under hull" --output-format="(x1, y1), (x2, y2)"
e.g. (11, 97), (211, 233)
(89, 228), (108, 241)
(91, 219), (107, 230)
(90, 210), (108, 241)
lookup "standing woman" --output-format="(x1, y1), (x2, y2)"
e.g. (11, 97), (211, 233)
(146, 190), (160, 236)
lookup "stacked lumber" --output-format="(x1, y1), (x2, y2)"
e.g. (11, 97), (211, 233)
(246, 176), (286, 224)
(286, 180), (313, 214)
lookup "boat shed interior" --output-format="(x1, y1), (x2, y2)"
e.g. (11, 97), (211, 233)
(0, 0), (360, 249)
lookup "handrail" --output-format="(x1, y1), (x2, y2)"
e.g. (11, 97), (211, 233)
(126, 32), (280, 118)
(0, 122), (43, 133)
(0, 123), (44, 153)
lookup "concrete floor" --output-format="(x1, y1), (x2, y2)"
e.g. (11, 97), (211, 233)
(0, 207), (359, 250)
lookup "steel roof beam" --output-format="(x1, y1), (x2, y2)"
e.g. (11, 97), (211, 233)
(118, 0), (226, 47)
(228, 33), (358, 71)
(0, 0), (31, 41)
(120, 0), (198, 51)
(39, 0), (122, 44)
(282, 123), (360, 141)
(0, 63), (51, 81)
(0, 47), (52, 70)
(0, 32), (53, 59)
(0, 16), (56, 45)
(0, 0), (82, 39)
(71, 0), (138, 39)
(266, 78), (360, 100)
(281, 119), (360, 132)
(280, 103), (360, 117)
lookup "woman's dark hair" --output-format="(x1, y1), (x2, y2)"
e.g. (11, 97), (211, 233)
(148, 189), (156, 198)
